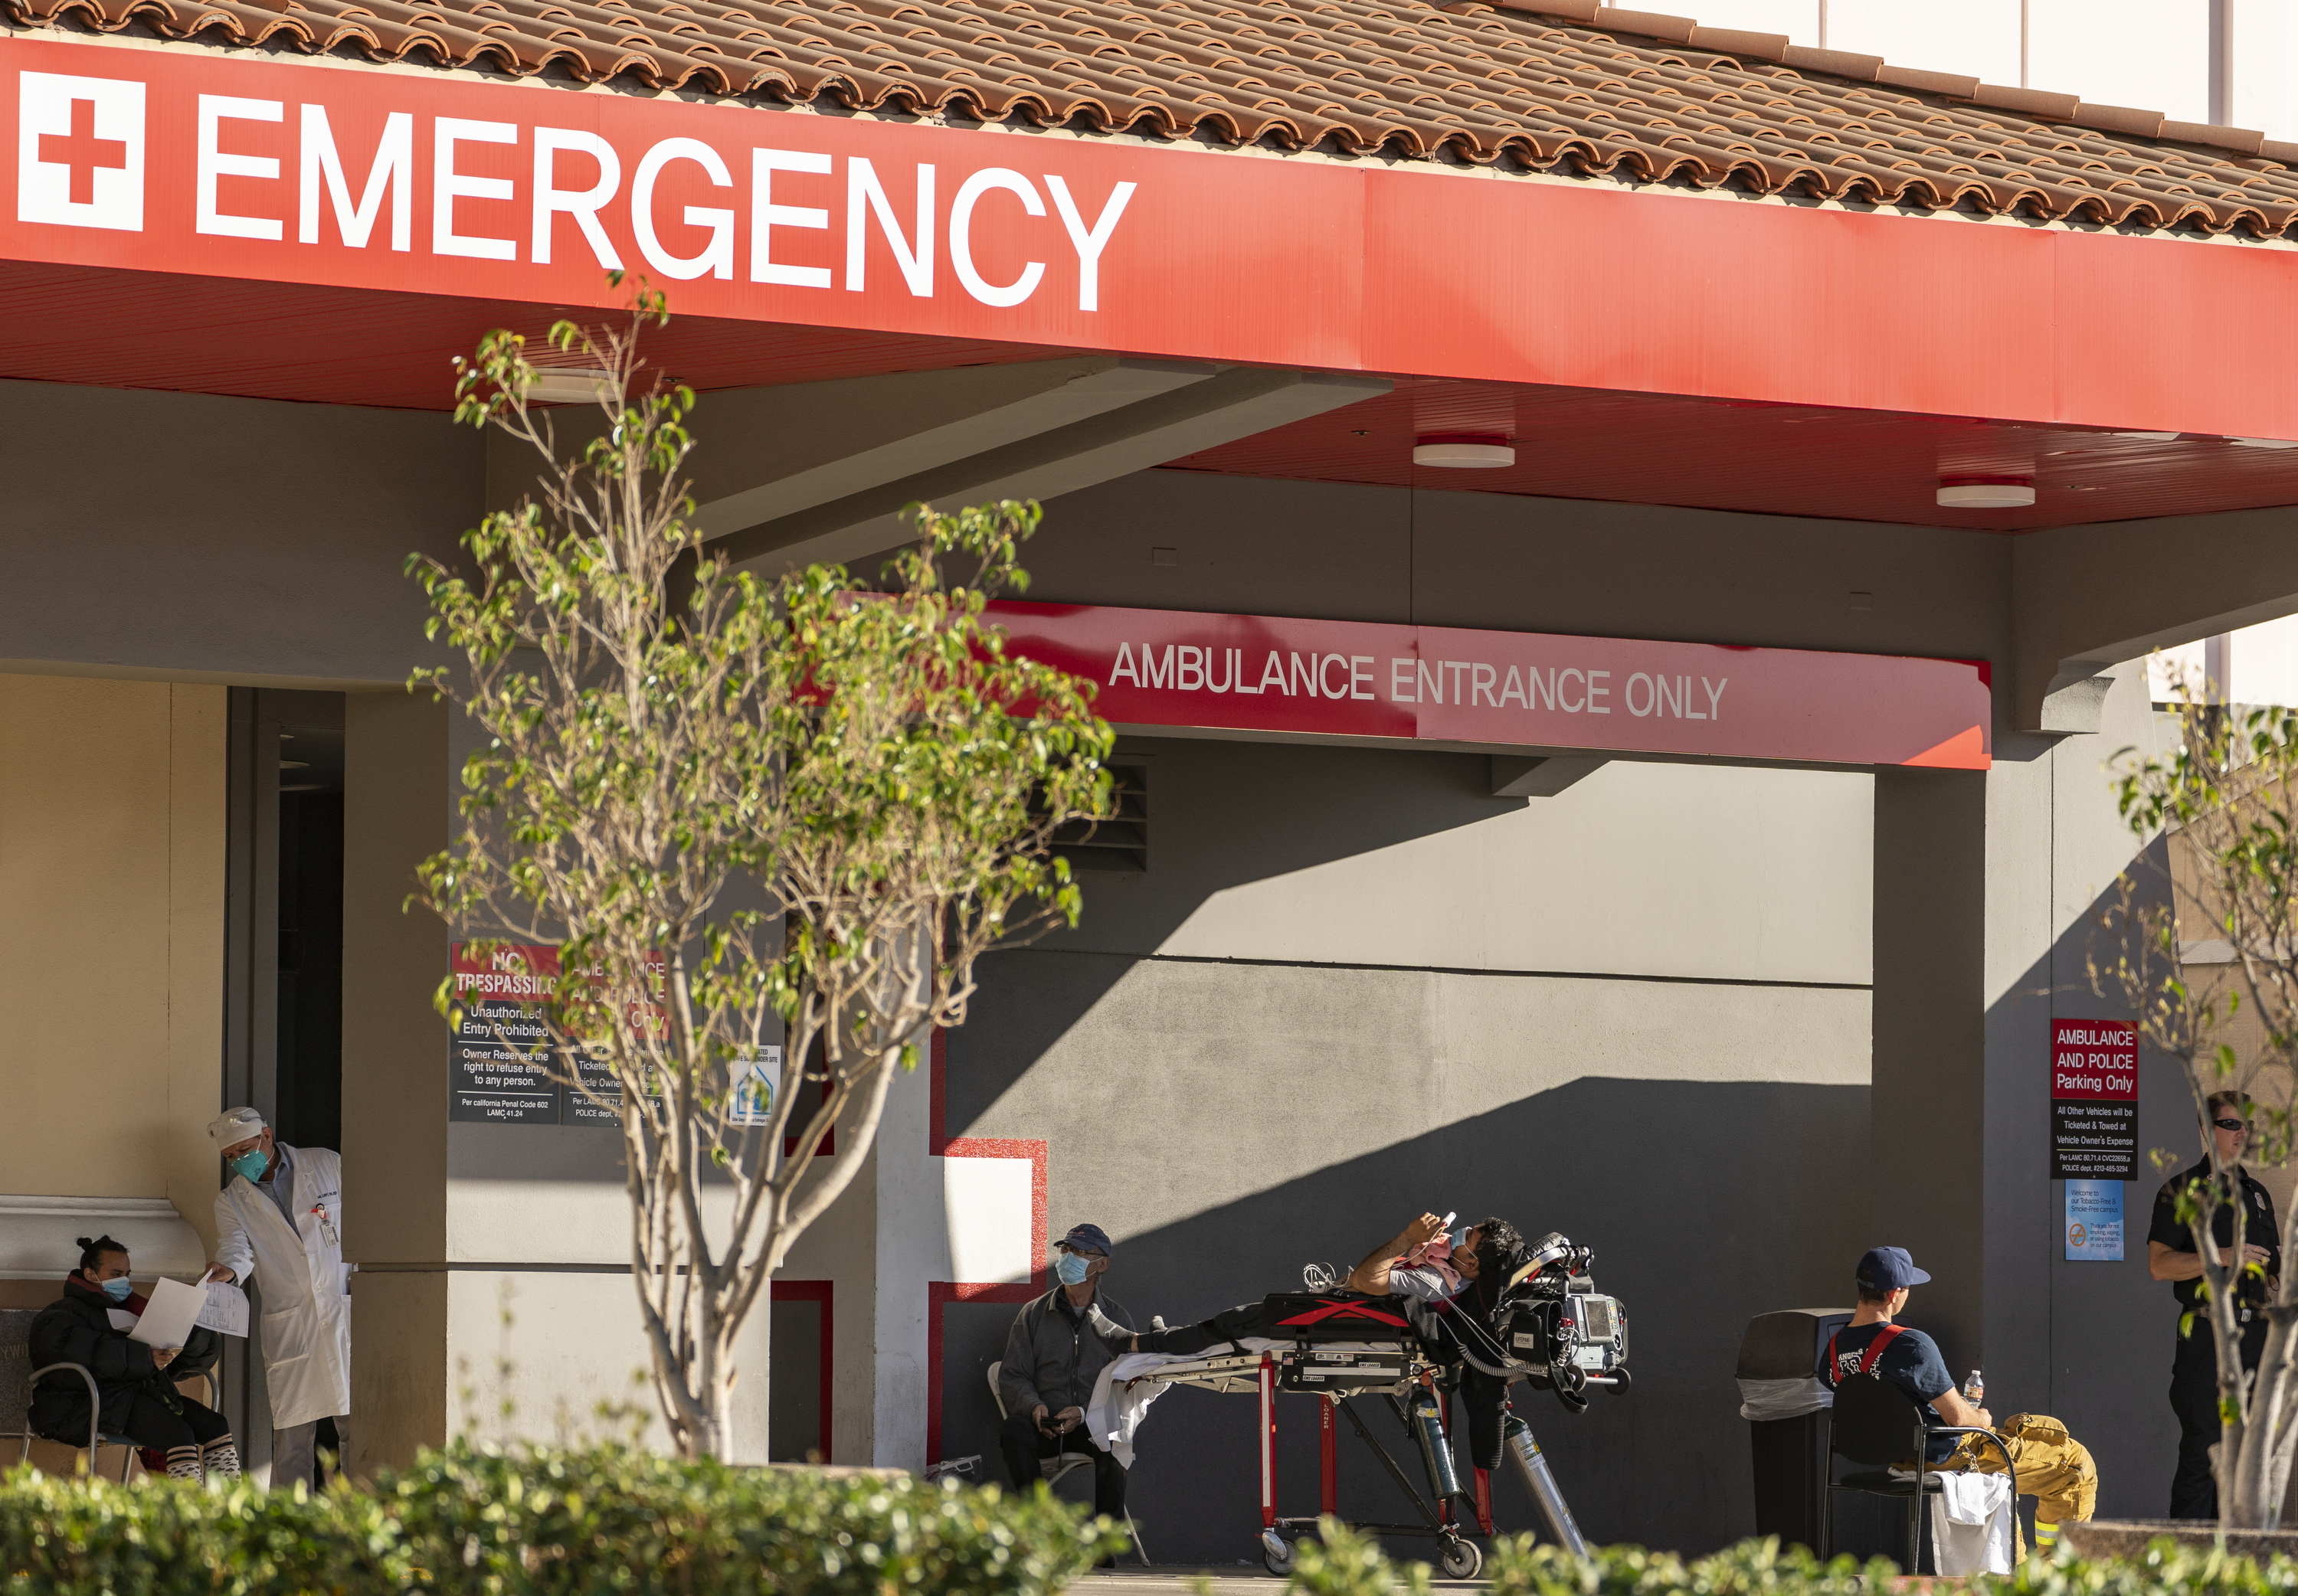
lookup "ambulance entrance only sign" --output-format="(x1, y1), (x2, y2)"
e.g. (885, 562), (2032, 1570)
(2052, 1018), (2138, 1180)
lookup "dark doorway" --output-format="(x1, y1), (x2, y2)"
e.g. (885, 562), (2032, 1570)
(272, 695), (345, 1151)
(277, 788), (344, 1150)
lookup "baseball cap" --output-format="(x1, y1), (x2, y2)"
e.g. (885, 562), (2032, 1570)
(1855, 1246), (1930, 1290)
(1059, 1222), (1113, 1257)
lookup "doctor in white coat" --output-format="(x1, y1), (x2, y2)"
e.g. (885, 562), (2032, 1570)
(202, 1106), (351, 1488)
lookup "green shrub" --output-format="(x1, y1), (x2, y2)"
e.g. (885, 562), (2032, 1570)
(1972, 1540), (2298, 1596)
(0, 1441), (1126, 1596)
(1309, 1529), (2298, 1596)
(1286, 1520), (1432, 1596)
(1483, 1538), (1894, 1596)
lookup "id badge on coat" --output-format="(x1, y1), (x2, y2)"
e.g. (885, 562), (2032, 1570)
(311, 1204), (340, 1248)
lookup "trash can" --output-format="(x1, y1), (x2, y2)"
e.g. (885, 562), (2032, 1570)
(1738, 1307), (1851, 1552)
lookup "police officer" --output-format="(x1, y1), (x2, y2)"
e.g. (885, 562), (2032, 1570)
(2147, 1091), (2282, 1519)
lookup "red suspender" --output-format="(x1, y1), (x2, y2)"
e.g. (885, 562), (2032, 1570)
(1825, 1323), (1907, 1384)
(1857, 1324), (1907, 1375)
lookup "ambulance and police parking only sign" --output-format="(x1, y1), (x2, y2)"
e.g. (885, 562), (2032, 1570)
(2051, 1018), (2139, 1180)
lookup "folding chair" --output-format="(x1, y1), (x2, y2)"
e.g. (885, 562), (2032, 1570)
(1821, 1372), (2016, 1574)
(987, 1360), (1147, 1563)
(19, 1365), (139, 1482)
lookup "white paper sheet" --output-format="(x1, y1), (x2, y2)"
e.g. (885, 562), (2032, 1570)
(196, 1281), (250, 1336)
(127, 1277), (206, 1349)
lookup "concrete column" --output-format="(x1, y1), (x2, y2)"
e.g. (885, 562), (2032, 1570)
(1871, 764), (1988, 1365)
(872, 1057), (937, 1470)
(1871, 666), (2176, 1516)
(342, 689), (451, 1476)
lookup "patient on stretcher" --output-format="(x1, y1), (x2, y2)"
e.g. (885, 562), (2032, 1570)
(1111, 1211), (1526, 1482)
(1132, 1212), (1520, 1356)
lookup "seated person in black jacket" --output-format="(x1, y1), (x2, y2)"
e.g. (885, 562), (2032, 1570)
(997, 1223), (1134, 1525)
(29, 1234), (241, 1482)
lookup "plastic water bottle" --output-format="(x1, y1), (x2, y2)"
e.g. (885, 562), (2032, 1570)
(1963, 1369), (1984, 1402)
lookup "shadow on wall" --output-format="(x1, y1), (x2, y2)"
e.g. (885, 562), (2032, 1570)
(2003, 828), (2198, 1526)
(944, 1075), (1870, 1560)
(1049, 735), (1524, 955)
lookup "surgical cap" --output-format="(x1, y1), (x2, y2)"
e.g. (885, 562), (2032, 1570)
(208, 1107), (267, 1146)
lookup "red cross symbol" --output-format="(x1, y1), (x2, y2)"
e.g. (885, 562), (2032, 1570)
(39, 97), (128, 207)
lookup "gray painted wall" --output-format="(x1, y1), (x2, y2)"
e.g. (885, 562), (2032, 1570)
(941, 733), (1874, 1557)
(0, 378), (476, 688)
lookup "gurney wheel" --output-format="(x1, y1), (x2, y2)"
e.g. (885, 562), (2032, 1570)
(1261, 1531), (1295, 1576)
(1439, 1538), (1483, 1579)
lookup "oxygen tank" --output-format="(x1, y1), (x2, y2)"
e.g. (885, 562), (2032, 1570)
(1406, 1387), (1465, 1503)
(1504, 1412), (1589, 1555)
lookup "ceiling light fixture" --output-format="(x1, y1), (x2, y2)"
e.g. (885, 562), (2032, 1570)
(1936, 475), (2035, 509)
(527, 368), (617, 405)
(2110, 430), (2180, 442)
(1413, 433), (1515, 469)
(2228, 436), (2298, 450)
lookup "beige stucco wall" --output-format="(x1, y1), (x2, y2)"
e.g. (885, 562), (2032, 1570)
(0, 675), (225, 1276)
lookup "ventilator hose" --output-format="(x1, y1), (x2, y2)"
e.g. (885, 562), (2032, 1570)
(1441, 1316), (1531, 1379)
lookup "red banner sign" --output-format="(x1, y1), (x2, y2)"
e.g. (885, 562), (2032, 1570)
(987, 601), (1990, 769)
(0, 36), (1353, 369)
(12, 35), (2298, 439)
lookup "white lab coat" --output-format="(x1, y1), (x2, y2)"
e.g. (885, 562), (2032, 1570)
(214, 1144), (351, 1430)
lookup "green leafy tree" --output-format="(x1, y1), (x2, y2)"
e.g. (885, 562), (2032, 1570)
(408, 289), (1112, 1460)
(2096, 683), (2298, 1528)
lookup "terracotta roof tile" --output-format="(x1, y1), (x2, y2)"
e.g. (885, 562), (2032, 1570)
(14, 0), (2298, 239)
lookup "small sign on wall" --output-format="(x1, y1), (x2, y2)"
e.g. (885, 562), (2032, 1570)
(2067, 1180), (2125, 1261)
(2051, 1019), (2138, 1180)
(447, 941), (673, 1127)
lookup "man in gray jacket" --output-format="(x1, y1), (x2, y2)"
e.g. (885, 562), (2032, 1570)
(997, 1222), (1135, 1520)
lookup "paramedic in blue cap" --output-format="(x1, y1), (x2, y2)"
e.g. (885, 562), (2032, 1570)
(996, 1222), (1137, 1528)
(1818, 1245), (2098, 1558)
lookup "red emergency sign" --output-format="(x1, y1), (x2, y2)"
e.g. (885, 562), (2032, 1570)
(11, 34), (2298, 438)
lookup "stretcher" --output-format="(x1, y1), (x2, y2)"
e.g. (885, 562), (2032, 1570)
(1119, 1231), (1629, 1577)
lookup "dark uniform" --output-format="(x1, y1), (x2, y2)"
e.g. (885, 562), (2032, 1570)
(2149, 1163), (2282, 1519)
(996, 1287), (1136, 1517)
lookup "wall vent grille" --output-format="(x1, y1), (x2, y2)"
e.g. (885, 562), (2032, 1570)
(1047, 762), (1148, 874)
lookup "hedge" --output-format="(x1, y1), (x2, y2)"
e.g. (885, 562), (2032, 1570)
(0, 1441), (1128, 1596)
(1296, 1516), (2298, 1596)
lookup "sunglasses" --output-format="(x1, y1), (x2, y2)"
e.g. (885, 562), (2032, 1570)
(2214, 1117), (2251, 1133)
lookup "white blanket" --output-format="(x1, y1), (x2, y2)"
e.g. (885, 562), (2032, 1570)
(1928, 1470), (2014, 1575)
(1082, 1336), (1396, 1468)
(1083, 1352), (1185, 1468)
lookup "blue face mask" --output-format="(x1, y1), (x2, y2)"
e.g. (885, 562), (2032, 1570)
(228, 1147), (269, 1184)
(100, 1277), (133, 1302)
(1055, 1251), (1093, 1287)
